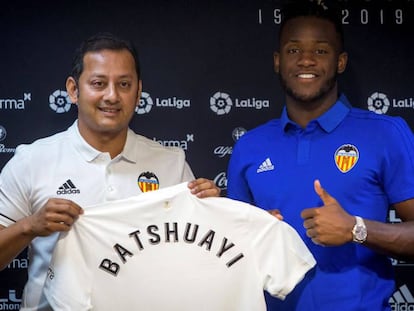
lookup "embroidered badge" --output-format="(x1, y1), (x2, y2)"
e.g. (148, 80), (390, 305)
(137, 172), (160, 192)
(334, 144), (359, 173)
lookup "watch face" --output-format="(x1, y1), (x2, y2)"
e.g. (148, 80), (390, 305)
(354, 225), (367, 243)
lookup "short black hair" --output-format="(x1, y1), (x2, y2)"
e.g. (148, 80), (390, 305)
(279, 0), (345, 51)
(70, 32), (141, 83)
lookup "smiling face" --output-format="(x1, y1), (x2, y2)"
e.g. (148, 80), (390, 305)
(67, 49), (141, 147)
(274, 16), (347, 107)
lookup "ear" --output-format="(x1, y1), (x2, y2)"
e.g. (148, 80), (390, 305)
(66, 77), (79, 104)
(337, 51), (348, 74)
(136, 79), (142, 106)
(273, 51), (280, 74)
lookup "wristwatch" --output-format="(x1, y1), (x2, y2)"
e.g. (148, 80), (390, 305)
(352, 216), (367, 243)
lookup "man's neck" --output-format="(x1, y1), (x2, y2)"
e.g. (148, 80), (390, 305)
(286, 92), (339, 128)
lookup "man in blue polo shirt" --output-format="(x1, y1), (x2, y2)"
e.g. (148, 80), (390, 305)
(227, 1), (414, 310)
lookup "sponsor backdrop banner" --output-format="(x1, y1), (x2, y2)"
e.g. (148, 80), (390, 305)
(0, 0), (413, 309)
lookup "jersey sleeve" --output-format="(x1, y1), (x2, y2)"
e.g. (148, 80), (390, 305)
(227, 140), (254, 204)
(381, 117), (414, 204)
(181, 160), (195, 182)
(44, 230), (93, 310)
(251, 212), (316, 300)
(0, 145), (32, 226)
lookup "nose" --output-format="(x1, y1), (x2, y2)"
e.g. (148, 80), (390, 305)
(103, 83), (119, 103)
(297, 51), (316, 67)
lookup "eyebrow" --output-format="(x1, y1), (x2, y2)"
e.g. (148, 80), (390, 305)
(287, 39), (331, 44)
(88, 74), (135, 79)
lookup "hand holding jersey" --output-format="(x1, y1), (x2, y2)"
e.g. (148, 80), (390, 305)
(26, 198), (83, 236)
(187, 178), (221, 198)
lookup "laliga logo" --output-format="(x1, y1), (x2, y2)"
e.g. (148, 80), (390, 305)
(136, 92), (153, 115)
(210, 92), (232, 115)
(368, 92), (414, 115)
(368, 92), (390, 114)
(210, 91), (270, 115)
(136, 91), (191, 115)
(49, 90), (72, 113)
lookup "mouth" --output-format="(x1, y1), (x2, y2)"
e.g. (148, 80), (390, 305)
(99, 107), (121, 113)
(297, 73), (317, 79)
(98, 107), (122, 118)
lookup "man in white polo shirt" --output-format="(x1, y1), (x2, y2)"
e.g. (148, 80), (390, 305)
(0, 33), (219, 311)
(44, 183), (316, 311)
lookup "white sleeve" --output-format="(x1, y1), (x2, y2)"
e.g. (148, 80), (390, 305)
(252, 215), (316, 300)
(0, 145), (32, 226)
(182, 160), (195, 182)
(43, 229), (93, 311)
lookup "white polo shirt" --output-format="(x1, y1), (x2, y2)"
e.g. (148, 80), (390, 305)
(44, 182), (316, 311)
(0, 121), (194, 311)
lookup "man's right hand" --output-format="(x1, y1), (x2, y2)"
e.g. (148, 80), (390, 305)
(268, 209), (284, 221)
(23, 198), (83, 237)
(0, 198), (83, 270)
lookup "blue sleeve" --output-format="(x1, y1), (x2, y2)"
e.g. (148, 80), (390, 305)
(227, 140), (254, 204)
(382, 117), (414, 204)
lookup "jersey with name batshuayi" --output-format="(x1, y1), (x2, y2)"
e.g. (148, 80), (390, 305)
(0, 121), (195, 310)
(44, 183), (316, 311)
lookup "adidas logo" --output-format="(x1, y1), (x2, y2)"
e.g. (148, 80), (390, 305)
(257, 158), (275, 173)
(56, 179), (80, 195)
(389, 284), (414, 310)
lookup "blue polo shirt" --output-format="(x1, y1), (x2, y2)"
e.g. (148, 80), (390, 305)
(227, 94), (414, 311)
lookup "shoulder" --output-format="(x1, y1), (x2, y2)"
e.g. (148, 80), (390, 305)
(127, 129), (186, 156)
(15, 128), (71, 156)
(348, 108), (412, 134)
(237, 119), (281, 145)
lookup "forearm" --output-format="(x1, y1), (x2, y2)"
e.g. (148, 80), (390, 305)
(364, 219), (414, 260)
(0, 220), (36, 270)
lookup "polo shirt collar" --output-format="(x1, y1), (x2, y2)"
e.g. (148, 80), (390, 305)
(70, 120), (136, 163)
(281, 93), (351, 133)
(121, 129), (138, 163)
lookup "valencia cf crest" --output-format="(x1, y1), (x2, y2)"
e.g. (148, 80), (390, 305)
(334, 144), (359, 173)
(137, 172), (160, 192)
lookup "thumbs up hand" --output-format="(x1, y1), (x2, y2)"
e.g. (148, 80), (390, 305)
(300, 180), (355, 246)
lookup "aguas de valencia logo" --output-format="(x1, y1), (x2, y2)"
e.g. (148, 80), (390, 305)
(335, 144), (359, 173)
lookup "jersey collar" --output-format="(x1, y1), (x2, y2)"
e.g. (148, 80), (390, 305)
(120, 129), (138, 163)
(70, 120), (136, 163)
(281, 93), (351, 133)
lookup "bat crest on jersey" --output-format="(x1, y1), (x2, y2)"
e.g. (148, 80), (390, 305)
(137, 172), (160, 192)
(334, 144), (359, 173)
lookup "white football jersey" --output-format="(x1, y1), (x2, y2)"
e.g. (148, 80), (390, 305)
(44, 183), (315, 311)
